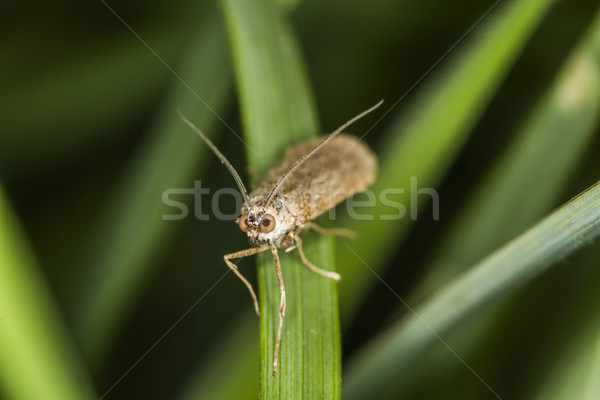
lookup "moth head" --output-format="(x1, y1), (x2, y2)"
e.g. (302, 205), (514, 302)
(236, 206), (278, 244)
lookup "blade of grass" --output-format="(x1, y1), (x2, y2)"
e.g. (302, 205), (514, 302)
(0, 186), (95, 400)
(437, 156), (600, 397)
(220, 0), (340, 398)
(502, 241), (600, 400)
(532, 306), (600, 400)
(383, 10), (600, 395)
(344, 180), (600, 399)
(68, 12), (232, 362)
(586, 332), (600, 399)
(523, 160), (600, 400)
(337, 0), (558, 317)
(414, 7), (600, 297)
(583, 320), (600, 400)
(178, 312), (258, 400)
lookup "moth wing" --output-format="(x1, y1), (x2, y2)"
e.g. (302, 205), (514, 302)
(253, 134), (377, 223)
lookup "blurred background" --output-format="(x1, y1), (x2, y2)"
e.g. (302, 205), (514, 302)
(1, 0), (600, 399)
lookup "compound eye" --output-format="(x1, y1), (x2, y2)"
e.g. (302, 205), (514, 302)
(238, 213), (249, 232)
(259, 213), (276, 233)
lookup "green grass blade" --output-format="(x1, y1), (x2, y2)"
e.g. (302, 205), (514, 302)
(380, 7), (600, 395)
(586, 330), (600, 400)
(414, 1), (600, 299)
(179, 313), (258, 400)
(69, 14), (232, 361)
(532, 306), (600, 400)
(337, 0), (557, 317)
(0, 186), (95, 400)
(344, 180), (600, 399)
(519, 237), (600, 400)
(220, 0), (340, 398)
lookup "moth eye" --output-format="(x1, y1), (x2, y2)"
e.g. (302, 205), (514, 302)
(260, 213), (276, 233)
(238, 213), (249, 232)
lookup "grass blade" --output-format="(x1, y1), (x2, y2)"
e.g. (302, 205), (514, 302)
(344, 180), (600, 399)
(337, 0), (558, 317)
(179, 313), (258, 400)
(414, 0), (600, 299)
(0, 186), (95, 400)
(220, 0), (340, 397)
(68, 13), (232, 361)
(379, 6), (600, 395)
(532, 295), (600, 400)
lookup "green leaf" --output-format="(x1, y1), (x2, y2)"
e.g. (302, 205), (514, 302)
(68, 12), (232, 361)
(179, 313), (259, 400)
(0, 186), (95, 400)
(531, 276), (600, 400)
(337, 0), (558, 318)
(380, 6), (600, 395)
(414, 6), (600, 297)
(220, 0), (340, 398)
(344, 180), (600, 399)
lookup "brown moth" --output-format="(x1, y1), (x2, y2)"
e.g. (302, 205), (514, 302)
(178, 100), (382, 376)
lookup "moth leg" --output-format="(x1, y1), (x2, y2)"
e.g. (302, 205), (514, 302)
(294, 234), (341, 281)
(284, 232), (297, 253)
(224, 245), (270, 315)
(305, 222), (356, 239)
(270, 245), (286, 377)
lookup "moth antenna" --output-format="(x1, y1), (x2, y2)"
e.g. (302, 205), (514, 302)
(177, 109), (250, 204)
(264, 99), (384, 205)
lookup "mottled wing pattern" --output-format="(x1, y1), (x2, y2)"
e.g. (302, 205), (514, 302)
(251, 134), (377, 224)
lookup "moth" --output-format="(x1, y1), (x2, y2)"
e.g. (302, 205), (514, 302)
(178, 100), (381, 376)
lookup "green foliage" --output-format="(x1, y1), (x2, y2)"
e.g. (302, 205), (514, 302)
(1, 0), (599, 399)
(220, 0), (340, 397)
(0, 187), (95, 400)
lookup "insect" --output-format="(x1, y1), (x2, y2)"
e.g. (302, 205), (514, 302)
(178, 100), (382, 376)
